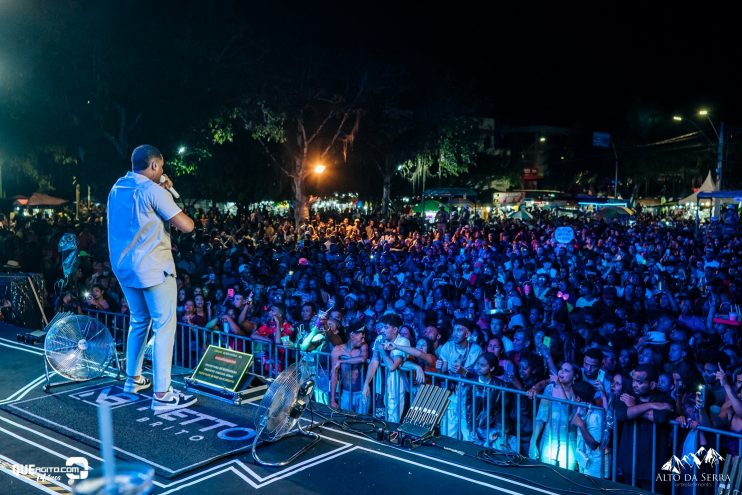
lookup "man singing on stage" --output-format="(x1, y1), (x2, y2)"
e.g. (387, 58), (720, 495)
(108, 144), (197, 413)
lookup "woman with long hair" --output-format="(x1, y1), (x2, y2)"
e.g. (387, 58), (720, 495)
(320, 270), (338, 306)
(194, 292), (212, 322)
(529, 361), (581, 469)
(181, 299), (207, 327)
(617, 347), (638, 376)
(486, 336), (519, 387)
(176, 288), (187, 319)
(467, 352), (512, 448)
(398, 324), (418, 349)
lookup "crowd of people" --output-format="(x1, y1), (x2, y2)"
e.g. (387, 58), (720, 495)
(3, 202), (742, 488)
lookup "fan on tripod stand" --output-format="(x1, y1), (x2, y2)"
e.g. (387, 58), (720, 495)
(43, 312), (119, 391)
(251, 360), (321, 466)
(251, 306), (334, 466)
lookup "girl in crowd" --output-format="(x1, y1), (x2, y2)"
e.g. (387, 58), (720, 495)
(320, 270), (338, 306)
(251, 304), (293, 374)
(181, 299), (207, 327)
(530, 361), (581, 470)
(176, 288), (187, 318)
(398, 324), (417, 349)
(467, 352), (512, 449)
(486, 336), (519, 386)
(179, 299), (208, 365)
(194, 293), (211, 323)
(617, 347), (638, 376)
(604, 372), (632, 460)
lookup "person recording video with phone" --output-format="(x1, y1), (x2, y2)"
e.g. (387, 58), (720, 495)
(108, 144), (197, 413)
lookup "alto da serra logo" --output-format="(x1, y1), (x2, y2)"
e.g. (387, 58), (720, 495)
(661, 447), (724, 474)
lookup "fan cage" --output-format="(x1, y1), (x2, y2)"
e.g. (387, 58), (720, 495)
(44, 314), (115, 381)
(256, 361), (318, 441)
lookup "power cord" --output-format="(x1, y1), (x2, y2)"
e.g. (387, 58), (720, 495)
(420, 443), (647, 495)
(310, 407), (389, 441)
(308, 408), (647, 495)
(481, 448), (646, 495)
(477, 447), (526, 466)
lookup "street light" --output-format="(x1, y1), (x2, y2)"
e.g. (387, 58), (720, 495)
(698, 110), (720, 139)
(671, 115), (714, 145)
(178, 146), (186, 155)
(673, 110), (724, 189)
(698, 110), (725, 190)
(314, 164), (326, 174)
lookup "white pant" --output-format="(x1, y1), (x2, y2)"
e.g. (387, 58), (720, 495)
(120, 276), (177, 393)
(442, 388), (470, 440)
(385, 370), (406, 423)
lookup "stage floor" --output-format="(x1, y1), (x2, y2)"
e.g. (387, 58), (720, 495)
(0, 323), (648, 495)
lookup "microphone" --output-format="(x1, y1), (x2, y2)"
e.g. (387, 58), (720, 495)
(159, 176), (180, 199)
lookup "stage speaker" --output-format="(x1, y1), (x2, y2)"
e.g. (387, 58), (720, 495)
(0, 273), (47, 329)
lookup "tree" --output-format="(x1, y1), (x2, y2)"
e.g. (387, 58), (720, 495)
(354, 86), (414, 216)
(1, 2), (266, 200)
(398, 117), (479, 194)
(208, 67), (364, 227)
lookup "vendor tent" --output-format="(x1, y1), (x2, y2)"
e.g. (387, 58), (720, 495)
(594, 205), (634, 220)
(422, 187), (477, 200)
(695, 190), (742, 233)
(508, 209), (533, 220)
(697, 191), (742, 202)
(14, 193), (69, 207)
(412, 199), (448, 214)
(680, 171), (717, 204)
(448, 197), (475, 209)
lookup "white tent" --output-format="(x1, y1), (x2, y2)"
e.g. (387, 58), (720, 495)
(680, 171), (717, 204)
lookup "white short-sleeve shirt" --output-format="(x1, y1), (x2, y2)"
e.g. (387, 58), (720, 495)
(107, 171), (182, 289)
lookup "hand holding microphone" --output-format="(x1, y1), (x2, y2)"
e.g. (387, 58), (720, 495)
(159, 174), (180, 199)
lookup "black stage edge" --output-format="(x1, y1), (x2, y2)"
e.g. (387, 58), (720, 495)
(0, 322), (649, 495)
(2, 381), (261, 478)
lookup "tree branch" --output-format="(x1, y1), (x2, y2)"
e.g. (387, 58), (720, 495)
(305, 110), (336, 146)
(255, 139), (289, 178)
(297, 114), (307, 159)
(321, 110), (351, 158)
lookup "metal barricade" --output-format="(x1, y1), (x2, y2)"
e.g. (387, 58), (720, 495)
(666, 421), (742, 495)
(82, 309), (742, 492)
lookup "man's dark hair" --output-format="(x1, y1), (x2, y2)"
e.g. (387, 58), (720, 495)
(453, 317), (475, 332)
(379, 313), (403, 328)
(302, 302), (316, 312)
(514, 327), (533, 342)
(634, 363), (658, 382)
(347, 320), (366, 334)
(131, 144), (162, 171)
(573, 380), (595, 403)
(584, 347), (604, 362)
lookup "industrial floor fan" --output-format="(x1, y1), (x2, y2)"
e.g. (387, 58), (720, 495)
(43, 312), (120, 391)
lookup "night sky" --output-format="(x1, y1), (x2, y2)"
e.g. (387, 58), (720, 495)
(242, 2), (742, 126)
(0, 1), (740, 198)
